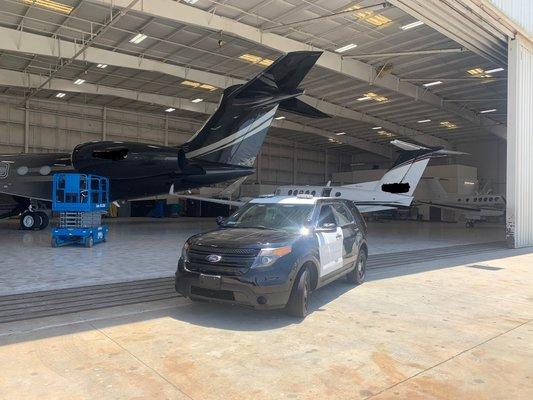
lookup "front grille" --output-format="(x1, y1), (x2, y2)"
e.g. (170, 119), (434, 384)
(187, 245), (259, 276)
(191, 286), (235, 301)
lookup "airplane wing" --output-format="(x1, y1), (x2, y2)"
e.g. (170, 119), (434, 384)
(172, 195), (245, 208)
(390, 140), (468, 156)
(415, 200), (502, 214)
(356, 205), (397, 213)
(217, 176), (247, 198)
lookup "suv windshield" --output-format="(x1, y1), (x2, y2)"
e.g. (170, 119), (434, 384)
(223, 203), (314, 232)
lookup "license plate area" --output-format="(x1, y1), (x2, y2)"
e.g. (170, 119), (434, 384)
(199, 274), (221, 289)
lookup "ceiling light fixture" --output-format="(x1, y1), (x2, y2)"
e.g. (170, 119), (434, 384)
(181, 80), (217, 91)
(335, 132), (346, 136)
(372, 126), (382, 130)
(165, 107), (175, 112)
(417, 119), (431, 123)
(363, 92), (388, 102)
(345, 5), (392, 26)
(274, 116), (285, 120)
(55, 92), (66, 98)
(73, 78), (85, 85)
(400, 20), (424, 30)
(22, 0), (73, 14)
(377, 130), (395, 137)
(423, 81), (442, 87)
(191, 98), (203, 103)
(484, 67), (504, 74)
(239, 53), (274, 67)
(335, 43), (357, 53)
(357, 96), (371, 101)
(96, 64), (107, 69)
(182, 0), (199, 4)
(479, 109), (497, 113)
(440, 121), (457, 129)
(129, 33), (147, 44)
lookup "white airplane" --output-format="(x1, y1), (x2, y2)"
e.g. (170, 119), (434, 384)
(416, 178), (505, 227)
(174, 140), (465, 214)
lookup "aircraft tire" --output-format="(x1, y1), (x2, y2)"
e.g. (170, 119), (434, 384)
(20, 211), (42, 230)
(36, 211), (49, 230)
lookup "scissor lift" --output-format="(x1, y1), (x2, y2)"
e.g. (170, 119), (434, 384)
(51, 173), (109, 248)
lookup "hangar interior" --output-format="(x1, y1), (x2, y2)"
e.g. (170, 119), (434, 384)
(0, 0), (531, 396)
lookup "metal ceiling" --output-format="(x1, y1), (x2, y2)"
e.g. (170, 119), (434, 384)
(0, 0), (509, 156)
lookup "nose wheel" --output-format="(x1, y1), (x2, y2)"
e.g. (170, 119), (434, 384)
(20, 211), (49, 230)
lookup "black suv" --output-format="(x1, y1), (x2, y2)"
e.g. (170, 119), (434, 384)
(175, 195), (368, 318)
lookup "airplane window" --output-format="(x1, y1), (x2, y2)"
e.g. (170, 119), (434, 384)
(299, 190), (304, 194)
(17, 166), (28, 176)
(457, 199), (461, 202)
(288, 190), (292, 195)
(466, 198), (470, 202)
(483, 197), (488, 202)
(495, 197), (500, 201)
(473, 198), (477, 202)
(305, 190), (310, 194)
(335, 192), (341, 197)
(0, 162), (8, 179)
(294, 190), (298, 196)
(39, 166), (51, 176)
(311, 191), (316, 196)
(275, 189), (281, 195)
(489, 197), (493, 201)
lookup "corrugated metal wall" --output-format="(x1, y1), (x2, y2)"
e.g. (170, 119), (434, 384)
(489, 0), (533, 37)
(506, 36), (533, 248)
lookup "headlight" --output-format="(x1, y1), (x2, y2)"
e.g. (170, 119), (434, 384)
(251, 246), (292, 268)
(182, 241), (190, 262)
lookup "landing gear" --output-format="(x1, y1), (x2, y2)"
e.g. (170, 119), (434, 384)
(19, 210), (49, 230)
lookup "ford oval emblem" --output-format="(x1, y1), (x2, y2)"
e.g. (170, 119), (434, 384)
(206, 254), (222, 263)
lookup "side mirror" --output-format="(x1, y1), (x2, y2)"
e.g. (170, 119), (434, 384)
(315, 222), (337, 232)
(216, 216), (225, 226)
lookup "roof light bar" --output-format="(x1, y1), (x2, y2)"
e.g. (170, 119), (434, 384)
(479, 109), (497, 113)
(129, 33), (147, 44)
(165, 107), (175, 112)
(335, 43), (357, 53)
(400, 20), (424, 30)
(22, 0), (73, 14)
(73, 78), (85, 85)
(423, 81), (442, 87)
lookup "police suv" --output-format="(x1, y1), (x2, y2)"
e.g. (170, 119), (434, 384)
(175, 194), (368, 318)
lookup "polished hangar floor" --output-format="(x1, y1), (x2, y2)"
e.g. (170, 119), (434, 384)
(0, 217), (505, 296)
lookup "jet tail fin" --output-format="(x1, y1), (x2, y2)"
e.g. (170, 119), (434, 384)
(183, 51), (325, 167)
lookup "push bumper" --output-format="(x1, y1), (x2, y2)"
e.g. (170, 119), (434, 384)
(175, 265), (293, 310)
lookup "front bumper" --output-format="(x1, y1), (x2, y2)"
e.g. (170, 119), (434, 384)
(174, 259), (294, 310)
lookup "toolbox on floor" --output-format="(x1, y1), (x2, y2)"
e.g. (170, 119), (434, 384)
(51, 173), (110, 248)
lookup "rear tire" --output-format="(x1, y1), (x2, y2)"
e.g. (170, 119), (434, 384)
(286, 267), (310, 318)
(36, 211), (49, 230)
(347, 250), (367, 285)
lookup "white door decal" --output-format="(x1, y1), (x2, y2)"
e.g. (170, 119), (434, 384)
(317, 227), (343, 277)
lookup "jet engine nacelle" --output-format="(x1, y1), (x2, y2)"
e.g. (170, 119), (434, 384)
(72, 141), (182, 179)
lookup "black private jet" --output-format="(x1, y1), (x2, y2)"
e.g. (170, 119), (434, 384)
(0, 51), (327, 230)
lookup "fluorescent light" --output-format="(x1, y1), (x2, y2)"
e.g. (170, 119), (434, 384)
(181, 80), (217, 91)
(129, 33), (147, 44)
(485, 67), (504, 74)
(182, 0), (199, 3)
(96, 64), (107, 69)
(440, 121), (457, 129)
(239, 53), (274, 66)
(464, 181), (475, 185)
(274, 116), (285, 120)
(335, 43), (357, 53)
(191, 98), (203, 103)
(55, 92), (66, 98)
(417, 119), (431, 123)
(165, 107), (175, 112)
(480, 109), (497, 113)
(423, 81), (442, 87)
(22, 0), (73, 14)
(377, 130), (395, 138)
(372, 126), (382, 130)
(357, 96), (371, 101)
(335, 132), (346, 136)
(400, 20), (424, 30)
(73, 78), (85, 85)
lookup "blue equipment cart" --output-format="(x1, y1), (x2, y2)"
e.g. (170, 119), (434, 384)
(51, 173), (110, 248)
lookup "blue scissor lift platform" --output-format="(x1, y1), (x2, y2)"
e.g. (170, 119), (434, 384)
(51, 173), (110, 248)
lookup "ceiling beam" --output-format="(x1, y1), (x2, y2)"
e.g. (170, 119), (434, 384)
(0, 26), (448, 148)
(85, 0), (506, 139)
(0, 68), (393, 158)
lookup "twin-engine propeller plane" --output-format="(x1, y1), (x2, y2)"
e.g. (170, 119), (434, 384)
(0, 51), (327, 230)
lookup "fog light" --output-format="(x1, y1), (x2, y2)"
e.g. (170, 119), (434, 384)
(257, 296), (267, 305)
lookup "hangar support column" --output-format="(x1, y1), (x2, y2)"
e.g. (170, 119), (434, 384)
(506, 36), (533, 248)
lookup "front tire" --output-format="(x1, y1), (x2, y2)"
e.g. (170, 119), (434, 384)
(286, 267), (310, 318)
(347, 250), (367, 285)
(20, 211), (41, 230)
(36, 211), (49, 230)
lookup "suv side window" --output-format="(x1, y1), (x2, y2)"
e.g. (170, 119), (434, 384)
(346, 201), (367, 231)
(317, 204), (336, 227)
(332, 203), (354, 226)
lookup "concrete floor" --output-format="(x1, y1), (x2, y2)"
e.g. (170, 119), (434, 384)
(0, 218), (505, 295)
(0, 248), (531, 399)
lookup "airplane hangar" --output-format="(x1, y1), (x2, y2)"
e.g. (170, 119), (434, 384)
(0, 1), (531, 398)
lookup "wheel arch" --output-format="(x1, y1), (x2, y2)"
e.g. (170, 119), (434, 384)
(297, 256), (320, 290)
